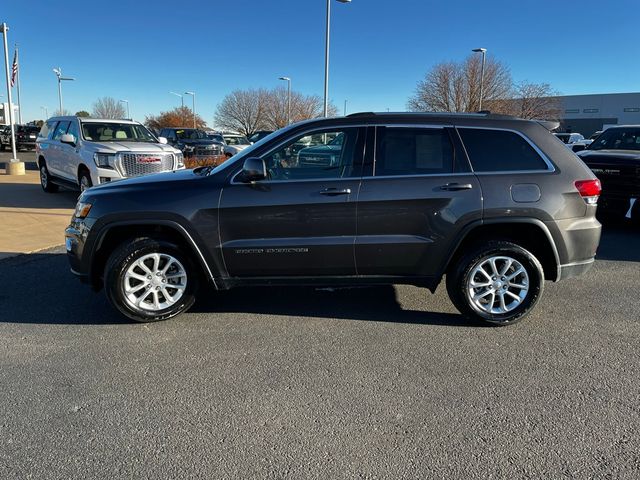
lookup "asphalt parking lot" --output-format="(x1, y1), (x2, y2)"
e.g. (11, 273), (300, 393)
(0, 220), (638, 478)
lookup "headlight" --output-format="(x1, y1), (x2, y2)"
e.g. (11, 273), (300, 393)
(74, 201), (93, 219)
(94, 153), (117, 169)
(175, 152), (184, 168)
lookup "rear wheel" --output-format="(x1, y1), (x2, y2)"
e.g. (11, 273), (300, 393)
(105, 238), (198, 322)
(446, 241), (544, 326)
(39, 161), (59, 193)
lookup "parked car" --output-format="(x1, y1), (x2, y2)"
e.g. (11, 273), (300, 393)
(577, 125), (640, 221)
(248, 130), (274, 144)
(65, 112), (601, 325)
(36, 116), (184, 193)
(221, 132), (251, 158)
(159, 128), (224, 158)
(205, 131), (224, 144)
(0, 124), (40, 151)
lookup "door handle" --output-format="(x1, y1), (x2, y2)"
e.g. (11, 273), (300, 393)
(439, 183), (473, 191)
(319, 187), (352, 196)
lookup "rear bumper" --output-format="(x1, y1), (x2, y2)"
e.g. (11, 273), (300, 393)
(558, 258), (595, 281)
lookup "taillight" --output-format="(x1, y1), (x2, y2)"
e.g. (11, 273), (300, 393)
(575, 179), (601, 204)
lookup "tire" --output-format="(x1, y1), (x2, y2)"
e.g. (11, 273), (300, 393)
(39, 161), (59, 193)
(446, 240), (544, 326)
(79, 169), (93, 192)
(105, 238), (199, 322)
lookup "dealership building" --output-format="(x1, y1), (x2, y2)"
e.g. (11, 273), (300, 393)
(554, 92), (640, 137)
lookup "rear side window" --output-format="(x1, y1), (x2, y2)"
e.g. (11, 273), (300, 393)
(39, 120), (58, 139)
(458, 128), (549, 172)
(374, 127), (453, 176)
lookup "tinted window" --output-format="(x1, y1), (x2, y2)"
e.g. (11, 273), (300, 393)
(261, 128), (362, 181)
(39, 120), (58, 139)
(374, 127), (453, 176)
(51, 121), (70, 141)
(66, 121), (79, 143)
(588, 127), (640, 151)
(459, 128), (548, 172)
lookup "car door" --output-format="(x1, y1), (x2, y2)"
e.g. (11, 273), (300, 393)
(355, 125), (482, 278)
(46, 121), (70, 177)
(219, 126), (366, 278)
(59, 119), (81, 181)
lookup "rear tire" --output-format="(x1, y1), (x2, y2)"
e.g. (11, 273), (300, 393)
(39, 161), (59, 193)
(446, 240), (544, 326)
(104, 237), (198, 322)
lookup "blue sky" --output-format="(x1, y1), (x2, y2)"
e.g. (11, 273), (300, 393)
(3, 0), (638, 124)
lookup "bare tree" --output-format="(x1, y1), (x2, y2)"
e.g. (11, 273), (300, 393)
(54, 109), (72, 116)
(92, 97), (126, 119)
(407, 55), (513, 113)
(263, 87), (337, 130)
(214, 89), (270, 136)
(504, 82), (562, 120)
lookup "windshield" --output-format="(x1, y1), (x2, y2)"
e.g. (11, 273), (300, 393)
(82, 122), (157, 142)
(588, 128), (640, 151)
(176, 129), (208, 140)
(223, 135), (250, 146)
(206, 133), (224, 143)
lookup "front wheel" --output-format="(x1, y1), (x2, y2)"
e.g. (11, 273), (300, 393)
(105, 238), (199, 322)
(446, 241), (544, 326)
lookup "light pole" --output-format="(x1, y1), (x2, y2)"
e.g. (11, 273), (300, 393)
(169, 91), (184, 107)
(472, 48), (487, 111)
(52, 67), (74, 115)
(279, 76), (291, 125)
(2, 22), (23, 174)
(41, 106), (48, 119)
(184, 91), (196, 128)
(324, 0), (351, 117)
(119, 99), (130, 119)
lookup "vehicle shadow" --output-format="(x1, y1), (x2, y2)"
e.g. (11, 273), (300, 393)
(596, 219), (640, 262)
(192, 285), (478, 328)
(0, 181), (78, 210)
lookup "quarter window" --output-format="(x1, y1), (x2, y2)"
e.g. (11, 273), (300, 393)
(374, 127), (453, 176)
(458, 128), (549, 172)
(261, 128), (362, 181)
(51, 121), (70, 141)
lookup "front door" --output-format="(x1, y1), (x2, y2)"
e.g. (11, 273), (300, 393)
(219, 127), (365, 278)
(355, 125), (483, 278)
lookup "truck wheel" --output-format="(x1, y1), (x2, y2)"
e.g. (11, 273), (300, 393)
(446, 241), (544, 326)
(39, 161), (59, 193)
(79, 169), (93, 192)
(105, 238), (199, 322)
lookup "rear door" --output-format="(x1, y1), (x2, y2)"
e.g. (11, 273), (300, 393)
(219, 127), (365, 278)
(355, 125), (482, 278)
(46, 121), (70, 177)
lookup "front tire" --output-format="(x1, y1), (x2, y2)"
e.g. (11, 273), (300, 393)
(104, 238), (198, 322)
(446, 241), (544, 326)
(79, 169), (93, 192)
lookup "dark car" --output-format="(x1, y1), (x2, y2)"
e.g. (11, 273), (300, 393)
(159, 127), (223, 157)
(66, 112), (602, 325)
(578, 125), (640, 221)
(0, 124), (39, 151)
(248, 130), (274, 144)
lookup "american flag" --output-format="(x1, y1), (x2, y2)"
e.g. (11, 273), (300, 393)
(10, 49), (18, 87)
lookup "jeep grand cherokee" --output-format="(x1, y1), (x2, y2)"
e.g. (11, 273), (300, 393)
(65, 112), (602, 325)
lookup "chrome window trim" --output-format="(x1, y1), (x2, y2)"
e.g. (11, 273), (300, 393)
(456, 125), (557, 174)
(230, 124), (369, 185)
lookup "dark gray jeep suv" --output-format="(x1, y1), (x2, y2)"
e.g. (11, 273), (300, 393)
(65, 112), (602, 325)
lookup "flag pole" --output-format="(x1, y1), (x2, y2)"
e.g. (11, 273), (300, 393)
(14, 44), (21, 124)
(1, 23), (24, 175)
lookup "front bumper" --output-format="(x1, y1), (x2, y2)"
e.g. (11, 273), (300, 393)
(65, 220), (94, 285)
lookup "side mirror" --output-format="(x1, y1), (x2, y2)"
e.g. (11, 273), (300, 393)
(158, 136), (168, 144)
(60, 133), (76, 146)
(241, 157), (266, 182)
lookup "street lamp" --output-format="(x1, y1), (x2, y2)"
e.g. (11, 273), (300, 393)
(184, 91), (196, 128)
(119, 99), (130, 119)
(279, 76), (291, 125)
(472, 47), (487, 111)
(324, 0), (351, 117)
(40, 106), (48, 119)
(169, 91), (184, 107)
(52, 67), (74, 115)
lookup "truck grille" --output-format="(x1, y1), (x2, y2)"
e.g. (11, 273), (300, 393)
(191, 144), (222, 157)
(119, 153), (175, 177)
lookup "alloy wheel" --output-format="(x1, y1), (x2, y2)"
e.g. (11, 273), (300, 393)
(122, 253), (187, 311)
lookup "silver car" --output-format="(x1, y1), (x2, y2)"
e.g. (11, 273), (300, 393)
(36, 116), (184, 192)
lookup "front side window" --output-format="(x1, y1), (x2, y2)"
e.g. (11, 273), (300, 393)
(374, 127), (454, 176)
(39, 120), (58, 139)
(51, 121), (70, 141)
(66, 121), (79, 143)
(81, 122), (156, 142)
(458, 128), (549, 172)
(261, 128), (362, 181)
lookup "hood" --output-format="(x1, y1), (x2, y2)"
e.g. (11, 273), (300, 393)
(90, 141), (179, 154)
(578, 149), (640, 163)
(87, 168), (203, 194)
